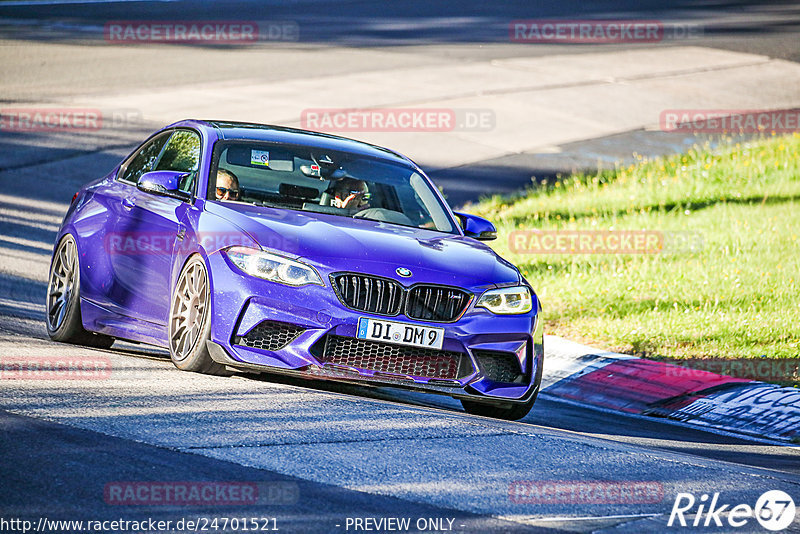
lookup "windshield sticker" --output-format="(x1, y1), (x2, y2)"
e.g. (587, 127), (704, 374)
(250, 149), (270, 167)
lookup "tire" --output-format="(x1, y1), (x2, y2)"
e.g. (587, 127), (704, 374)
(168, 255), (230, 375)
(461, 351), (544, 421)
(461, 394), (537, 421)
(46, 234), (114, 349)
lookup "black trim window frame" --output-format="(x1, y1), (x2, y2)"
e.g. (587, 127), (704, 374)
(116, 127), (204, 200)
(115, 130), (172, 185)
(155, 128), (203, 197)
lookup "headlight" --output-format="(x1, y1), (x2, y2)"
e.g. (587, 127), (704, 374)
(224, 246), (323, 287)
(476, 286), (532, 314)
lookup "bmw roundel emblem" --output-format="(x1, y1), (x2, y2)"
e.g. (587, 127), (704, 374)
(396, 267), (412, 277)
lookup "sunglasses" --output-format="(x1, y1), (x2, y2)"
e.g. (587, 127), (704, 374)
(336, 190), (371, 200)
(216, 186), (240, 199)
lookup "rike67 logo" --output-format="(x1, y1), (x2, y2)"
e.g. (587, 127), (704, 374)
(668, 490), (796, 531)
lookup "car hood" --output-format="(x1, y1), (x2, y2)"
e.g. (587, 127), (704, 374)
(205, 202), (520, 289)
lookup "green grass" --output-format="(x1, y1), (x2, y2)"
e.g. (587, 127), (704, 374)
(465, 133), (800, 362)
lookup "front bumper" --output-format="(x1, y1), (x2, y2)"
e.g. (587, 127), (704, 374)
(206, 251), (544, 405)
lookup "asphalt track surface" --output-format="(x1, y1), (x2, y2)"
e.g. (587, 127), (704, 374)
(1, 1), (800, 533)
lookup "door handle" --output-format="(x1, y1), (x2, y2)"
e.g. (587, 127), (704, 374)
(122, 197), (135, 210)
(177, 226), (186, 240)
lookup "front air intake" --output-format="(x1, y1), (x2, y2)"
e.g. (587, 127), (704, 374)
(236, 321), (305, 351)
(319, 335), (472, 380)
(474, 350), (524, 383)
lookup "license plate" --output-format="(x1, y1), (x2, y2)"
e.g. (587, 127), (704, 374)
(357, 317), (444, 350)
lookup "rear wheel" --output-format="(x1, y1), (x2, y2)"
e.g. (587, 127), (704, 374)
(46, 234), (114, 349)
(168, 255), (229, 375)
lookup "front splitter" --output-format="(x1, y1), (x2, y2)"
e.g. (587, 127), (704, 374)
(206, 340), (538, 407)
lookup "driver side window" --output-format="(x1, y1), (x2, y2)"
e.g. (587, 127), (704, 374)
(119, 133), (171, 185)
(155, 129), (202, 193)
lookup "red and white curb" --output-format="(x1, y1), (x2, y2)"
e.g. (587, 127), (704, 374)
(542, 335), (800, 442)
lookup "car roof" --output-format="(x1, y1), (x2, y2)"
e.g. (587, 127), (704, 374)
(172, 119), (413, 165)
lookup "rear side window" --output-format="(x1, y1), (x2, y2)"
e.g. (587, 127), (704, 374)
(155, 130), (201, 193)
(119, 132), (170, 184)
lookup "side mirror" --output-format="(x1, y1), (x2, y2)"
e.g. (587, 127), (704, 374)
(454, 212), (497, 241)
(137, 170), (191, 201)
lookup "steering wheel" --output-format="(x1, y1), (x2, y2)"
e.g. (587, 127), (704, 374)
(353, 208), (415, 227)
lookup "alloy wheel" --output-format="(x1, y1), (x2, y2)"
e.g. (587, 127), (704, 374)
(47, 236), (78, 331)
(169, 261), (209, 361)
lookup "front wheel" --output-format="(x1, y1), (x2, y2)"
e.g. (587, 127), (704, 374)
(168, 255), (230, 375)
(461, 352), (543, 420)
(461, 393), (538, 421)
(46, 234), (114, 349)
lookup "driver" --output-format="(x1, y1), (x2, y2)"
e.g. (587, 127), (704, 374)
(331, 178), (370, 209)
(215, 169), (241, 201)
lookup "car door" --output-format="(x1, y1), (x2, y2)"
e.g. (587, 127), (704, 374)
(79, 131), (172, 315)
(110, 128), (202, 325)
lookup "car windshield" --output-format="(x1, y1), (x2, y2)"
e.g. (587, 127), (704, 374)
(209, 141), (456, 233)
